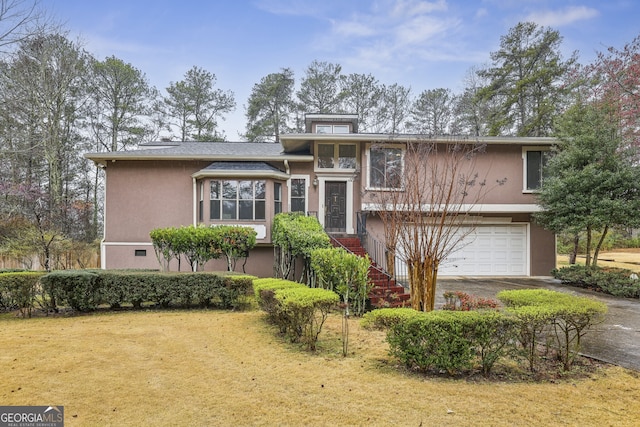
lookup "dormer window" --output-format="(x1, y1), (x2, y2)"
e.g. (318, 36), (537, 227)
(315, 124), (350, 134)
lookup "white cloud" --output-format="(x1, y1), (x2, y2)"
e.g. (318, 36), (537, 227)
(525, 5), (600, 27)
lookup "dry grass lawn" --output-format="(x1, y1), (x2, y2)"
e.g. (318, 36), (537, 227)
(1, 309), (640, 426)
(557, 248), (640, 272)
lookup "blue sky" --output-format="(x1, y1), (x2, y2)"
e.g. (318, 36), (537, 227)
(45, 0), (639, 140)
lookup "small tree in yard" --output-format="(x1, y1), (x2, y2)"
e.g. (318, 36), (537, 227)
(368, 138), (503, 311)
(211, 225), (257, 272)
(535, 102), (640, 267)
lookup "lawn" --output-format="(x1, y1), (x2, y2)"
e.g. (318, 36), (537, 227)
(1, 309), (639, 426)
(557, 248), (640, 272)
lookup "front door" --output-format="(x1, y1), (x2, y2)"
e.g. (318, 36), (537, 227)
(325, 181), (346, 232)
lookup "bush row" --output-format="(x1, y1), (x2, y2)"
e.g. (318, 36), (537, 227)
(362, 289), (607, 375)
(253, 278), (339, 350)
(38, 270), (255, 312)
(552, 265), (640, 298)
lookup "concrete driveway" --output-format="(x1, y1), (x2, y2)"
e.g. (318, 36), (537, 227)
(436, 277), (640, 371)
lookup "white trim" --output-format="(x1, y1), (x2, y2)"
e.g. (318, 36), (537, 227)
(288, 175), (309, 213)
(102, 242), (154, 246)
(365, 142), (405, 191)
(314, 141), (359, 173)
(361, 203), (542, 213)
(193, 177), (197, 225)
(522, 146), (551, 192)
(318, 176), (354, 234)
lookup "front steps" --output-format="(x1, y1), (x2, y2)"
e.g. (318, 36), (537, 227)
(332, 236), (410, 308)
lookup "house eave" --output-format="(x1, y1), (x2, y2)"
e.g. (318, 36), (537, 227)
(360, 203), (543, 213)
(191, 170), (290, 180)
(84, 153), (314, 165)
(280, 134), (556, 153)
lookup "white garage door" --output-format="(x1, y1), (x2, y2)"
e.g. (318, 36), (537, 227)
(439, 225), (528, 276)
(396, 225), (528, 277)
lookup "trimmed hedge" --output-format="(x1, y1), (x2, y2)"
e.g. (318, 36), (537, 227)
(0, 271), (46, 317)
(385, 310), (517, 375)
(497, 289), (607, 371)
(39, 270), (255, 312)
(253, 277), (339, 350)
(364, 289), (607, 375)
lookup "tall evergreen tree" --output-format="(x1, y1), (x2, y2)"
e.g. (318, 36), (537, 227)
(408, 88), (455, 135)
(297, 60), (344, 113)
(477, 22), (576, 136)
(245, 68), (295, 142)
(164, 66), (235, 141)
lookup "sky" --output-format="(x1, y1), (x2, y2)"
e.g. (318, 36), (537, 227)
(44, 0), (640, 141)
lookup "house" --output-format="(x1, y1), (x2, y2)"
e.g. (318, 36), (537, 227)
(85, 113), (556, 279)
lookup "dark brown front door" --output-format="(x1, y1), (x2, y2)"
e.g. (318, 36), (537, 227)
(325, 181), (346, 232)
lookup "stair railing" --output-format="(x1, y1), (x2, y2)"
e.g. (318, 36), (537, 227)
(357, 211), (409, 290)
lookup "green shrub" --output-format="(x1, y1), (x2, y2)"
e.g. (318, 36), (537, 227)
(0, 271), (45, 317)
(41, 270), (101, 312)
(387, 311), (475, 374)
(465, 311), (518, 375)
(216, 274), (255, 309)
(360, 308), (423, 330)
(552, 265), (640, 298)
(498, 289), (607, 371)
(274, 287), (339, 351)
(386, 310), (518, 376)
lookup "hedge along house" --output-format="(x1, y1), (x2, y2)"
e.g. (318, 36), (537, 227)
(85, 113), (556, 278)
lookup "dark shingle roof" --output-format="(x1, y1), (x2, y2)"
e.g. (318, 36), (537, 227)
(84, 141), (312, 163)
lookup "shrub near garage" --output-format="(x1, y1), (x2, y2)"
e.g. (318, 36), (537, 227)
(497, 289), (607, 371)
(384, 310), (516, 375)
(552, 265), (640, 298)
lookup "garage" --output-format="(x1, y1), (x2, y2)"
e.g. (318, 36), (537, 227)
(396, 224), (529, 277)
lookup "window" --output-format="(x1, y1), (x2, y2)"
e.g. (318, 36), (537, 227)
(316, 124), (349, 133)
(134, 249), (147, 257)
(524, 149), (550, 191)
(290, 178), (306, 213)
(199, 182), (204, 222)
(316, 143), (357, 170)
(274, 182), (282, 214)
(369, 145), (403, 189)
(210, 180), (266, 220)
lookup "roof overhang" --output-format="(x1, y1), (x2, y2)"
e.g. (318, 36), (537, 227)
(279, 134), (557, 154)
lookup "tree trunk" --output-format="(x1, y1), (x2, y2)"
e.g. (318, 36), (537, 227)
(409, 257), (439, 312)
(569, 234), (579, 264)
(585, 226), (592, 267)
(593, 225), (609, 267)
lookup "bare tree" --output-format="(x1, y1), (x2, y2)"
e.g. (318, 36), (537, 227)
(0, 0), (48, 53)
(368, 138), (502, 311)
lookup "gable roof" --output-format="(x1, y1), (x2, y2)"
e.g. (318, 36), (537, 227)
(192, 161), (290, 179)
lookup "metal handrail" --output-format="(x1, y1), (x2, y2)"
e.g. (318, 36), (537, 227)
(356, 211), (409, 289)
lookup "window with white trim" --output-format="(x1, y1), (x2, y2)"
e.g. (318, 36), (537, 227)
(523, 148), (551, 191)
(290, 178), (306, 213)
(368, 145), (404, 190)
(210, 180), (266, 220)
(316, 143), (357, 170)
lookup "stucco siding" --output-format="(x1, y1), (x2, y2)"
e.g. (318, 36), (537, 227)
(104, 160), (201, 242)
